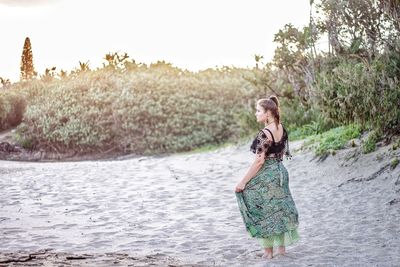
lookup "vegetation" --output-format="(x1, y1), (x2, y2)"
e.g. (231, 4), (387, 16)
(362, 130), (380, 154)
(2, 56), (263, 155)
(251, 0), (399, 156)
(300, 124), (362, 156)
(20, 37), (37, 81)
(0, 89), (26, 131)
(1, 1), (399, 158)
(391, 157), (399, 169)
(266, 0), (399, 135)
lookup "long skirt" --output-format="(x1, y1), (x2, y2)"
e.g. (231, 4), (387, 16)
(235, 158), (300, 249)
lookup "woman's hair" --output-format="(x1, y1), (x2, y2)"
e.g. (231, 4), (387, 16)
(257, 95), (280, 126)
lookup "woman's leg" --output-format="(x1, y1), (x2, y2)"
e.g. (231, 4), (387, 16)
(263, 247), (273, 259)
(257, 238), (273, 259)
(277, 233), (285, 255)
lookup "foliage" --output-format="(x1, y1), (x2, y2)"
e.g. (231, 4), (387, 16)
(314, 0), (400, 58)
(314, 55), (400, 133)
(362, 130), (379, 154)
(0, 90), (26, 131)
(20, 37), (37, 81)
(0, 77), (11, 89)
(4, 63), (260, 155)
(266, 0), (400, 136)
(301, 124), (362, 156)
(3, 0), (400, 157)
(272, 24), (316, 104)
(391, 157), (399, 169)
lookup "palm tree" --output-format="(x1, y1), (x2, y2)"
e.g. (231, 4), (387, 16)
(254, 54), (264, 69)
(0, 77), (11, 89)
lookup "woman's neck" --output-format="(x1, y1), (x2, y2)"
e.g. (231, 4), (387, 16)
(265, 120), (276, 127)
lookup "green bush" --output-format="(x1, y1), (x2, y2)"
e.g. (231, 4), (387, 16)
(12, 67), (261, 155)
(0, 90), (27, 131)
(314, 56), (400, 134)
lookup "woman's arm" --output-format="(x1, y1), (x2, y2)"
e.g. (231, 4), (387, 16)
(235, 129), (272, 192)
(235, 154), (265, 192)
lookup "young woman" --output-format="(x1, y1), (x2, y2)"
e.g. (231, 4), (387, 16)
(235, 95), (299, 259)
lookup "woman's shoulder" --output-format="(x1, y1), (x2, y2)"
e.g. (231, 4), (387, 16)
(258, 128), (268, 136)
(258, 123), (287, 137)
(263, 123), (284, 134)
(264, 123), (288, 142)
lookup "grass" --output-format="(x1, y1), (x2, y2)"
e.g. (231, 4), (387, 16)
(392, 137), (400, 151)
(362, 130), (379, 154)
(300, 124), (362, 157)
(391, 157), (399, 169)
(288, 126), (316, 141)
(180, 124), (364, 158)
(287, 116), (338, 142)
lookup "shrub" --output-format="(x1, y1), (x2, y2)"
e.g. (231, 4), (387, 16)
(362, 130), (379, 154)
(0, 91), (27, 131)
(314, 57), (400, 134)
(13, 67), (261, 155)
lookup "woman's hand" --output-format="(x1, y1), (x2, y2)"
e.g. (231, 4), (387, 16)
(235, 181), (247, 192)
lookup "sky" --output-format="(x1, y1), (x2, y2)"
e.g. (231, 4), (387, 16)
(0, 0), (310, 82)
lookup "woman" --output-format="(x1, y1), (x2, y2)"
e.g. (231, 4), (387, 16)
(234, 95), (299, 259)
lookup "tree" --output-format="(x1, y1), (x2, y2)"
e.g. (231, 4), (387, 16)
(41, 67), (57, 82)
(272, 24), (316, 104)
(0, 77), (11, 89)
(254, 54), (264, 69)
(20, 37), (37, 81)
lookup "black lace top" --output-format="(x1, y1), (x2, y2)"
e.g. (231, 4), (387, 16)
(250, 124), (292, 161)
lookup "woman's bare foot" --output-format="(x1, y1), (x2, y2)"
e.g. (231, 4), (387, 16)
(262, 248), (273, 259)
(277, 246), (285, 255)
(261, 253), (273, 259)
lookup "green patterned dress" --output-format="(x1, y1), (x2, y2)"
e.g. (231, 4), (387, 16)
(235, 125), (299, 248)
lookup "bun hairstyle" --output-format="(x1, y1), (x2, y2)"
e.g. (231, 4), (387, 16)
(257, 95), (280, 127)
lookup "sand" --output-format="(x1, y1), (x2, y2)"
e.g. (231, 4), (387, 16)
(0, 138), (399, 266)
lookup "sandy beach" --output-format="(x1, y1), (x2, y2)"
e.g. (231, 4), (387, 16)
(1, 138), (399, 266)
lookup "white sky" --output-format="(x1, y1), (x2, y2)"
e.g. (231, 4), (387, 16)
(0, 0), (310, 82)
